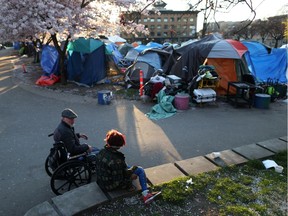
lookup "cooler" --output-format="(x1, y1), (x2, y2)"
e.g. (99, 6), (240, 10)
(193, 88), (216, 103)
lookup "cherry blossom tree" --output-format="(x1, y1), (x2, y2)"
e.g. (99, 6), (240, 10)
(0, 0), (156, 83)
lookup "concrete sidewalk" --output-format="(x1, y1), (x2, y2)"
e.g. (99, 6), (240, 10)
(25, 136), (287, 216)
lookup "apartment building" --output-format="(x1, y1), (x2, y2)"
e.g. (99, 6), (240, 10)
(121, 1), (199, 44)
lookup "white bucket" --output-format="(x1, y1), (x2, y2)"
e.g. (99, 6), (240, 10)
(275, 165), (283, 173)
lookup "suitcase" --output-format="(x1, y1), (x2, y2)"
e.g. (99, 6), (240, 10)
(193, 88), (216, 103)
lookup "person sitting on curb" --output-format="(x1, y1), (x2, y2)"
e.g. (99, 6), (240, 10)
(53, 108), (94, 156)
(95, 129), (159, 204)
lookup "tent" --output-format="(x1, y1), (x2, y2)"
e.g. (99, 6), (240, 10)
(118, 43), (133, 56)
(67, 38), (106, 86)
(169, 34), (251, 94)
(125, 49), (171, 86)
(242, 41), (287, 84)
(108, 35), (126, 46)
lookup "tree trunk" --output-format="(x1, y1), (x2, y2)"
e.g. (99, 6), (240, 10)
(50, 34), (70, 84)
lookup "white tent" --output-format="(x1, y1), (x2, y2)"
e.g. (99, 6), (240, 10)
(108, 35), (127, 43)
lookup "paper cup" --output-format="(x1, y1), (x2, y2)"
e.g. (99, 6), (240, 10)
(275, 166), (283, 173)
(212, 152), (221, 158)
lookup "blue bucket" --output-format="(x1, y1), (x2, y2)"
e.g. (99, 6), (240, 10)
(254, 94), (271, 109)
(98, 90), (112, 105)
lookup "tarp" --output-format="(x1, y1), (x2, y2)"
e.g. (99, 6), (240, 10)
(67, 38), (106, 86)
(146, 89), (177, 120)
(36, 45), (60, 86)
(108, 35), (126, 43)
(105, 43), (123, 65)
(40, 45), (59, 75)
(242, 41), (287, 83)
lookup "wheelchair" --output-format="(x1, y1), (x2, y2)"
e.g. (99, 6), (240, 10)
(45, 134), (98, 195)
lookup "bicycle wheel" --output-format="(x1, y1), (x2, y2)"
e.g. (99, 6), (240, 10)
(50, 161), (91, 195)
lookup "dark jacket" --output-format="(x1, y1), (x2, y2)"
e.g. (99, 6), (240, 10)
(53, 120), (89, 156)
(95, 146), (131, 191)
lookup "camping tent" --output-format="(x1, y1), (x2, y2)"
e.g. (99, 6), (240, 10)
(108, 35), (126, 46)
(242, 41), (287, 84)
(67, 38), (106, 86)
(125, 49), (171, 86)
(169, 34), (250, 94)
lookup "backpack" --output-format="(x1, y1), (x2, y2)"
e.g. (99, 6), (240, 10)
(48, 145), (67, 170)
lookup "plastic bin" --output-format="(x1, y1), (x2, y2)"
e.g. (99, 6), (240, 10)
(174, 94), (190, 110)
(98, 90), (112, 105)
(254, 94), (270, 109)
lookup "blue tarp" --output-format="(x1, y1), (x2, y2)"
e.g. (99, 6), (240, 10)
(40, 45), (59, 75)
(243, 41), (287, 83)
(105, 43), (123, 64)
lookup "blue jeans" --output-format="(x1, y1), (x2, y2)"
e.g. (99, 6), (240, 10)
(129, 166), (148, 192)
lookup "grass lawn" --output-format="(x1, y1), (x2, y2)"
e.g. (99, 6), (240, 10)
(80, 150), (287, 216)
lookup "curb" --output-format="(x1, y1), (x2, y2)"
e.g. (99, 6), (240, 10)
(24, 136), (287, 216)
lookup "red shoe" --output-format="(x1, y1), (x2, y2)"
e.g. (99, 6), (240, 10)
(143, 191), (162, 204)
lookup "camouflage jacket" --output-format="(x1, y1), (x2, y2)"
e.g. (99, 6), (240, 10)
(95, 145), (131, 191)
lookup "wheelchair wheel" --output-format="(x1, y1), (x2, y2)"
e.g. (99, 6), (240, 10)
(45, 156), (53, 177)
(50, 161), (92, 195)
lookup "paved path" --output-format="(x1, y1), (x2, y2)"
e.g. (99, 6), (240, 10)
(0, 48), (287, 215)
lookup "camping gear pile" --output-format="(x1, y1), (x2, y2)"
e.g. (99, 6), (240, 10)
(188, 65), (219, 104)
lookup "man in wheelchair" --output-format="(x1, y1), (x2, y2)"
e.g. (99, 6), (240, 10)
(53, 108), (94, 156)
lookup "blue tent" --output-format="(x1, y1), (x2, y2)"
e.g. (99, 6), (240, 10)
(242, 41), (287, 83)
(67, 38), (106, 86)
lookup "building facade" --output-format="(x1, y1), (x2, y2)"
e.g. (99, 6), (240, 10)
(121, 1), (199, 44)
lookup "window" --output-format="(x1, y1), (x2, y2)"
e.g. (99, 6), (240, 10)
(177, 17), (181, 22)
(143, 18), (148, 22)
(170, 17), (174, 22)
(183, 18), (187, 22)
(189, 18), (194, 22)
(164, 25), (168, 30)
(163, 17), (168, 22)
(150, 18), (155, 22)
(157, 25), (161, 29)
(150, 32), (155, 36)
(163, 32), (168, 37)
(157, 32), (161, 36)
(157, 18), (161, 22)
(150, 25), (155, 29)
